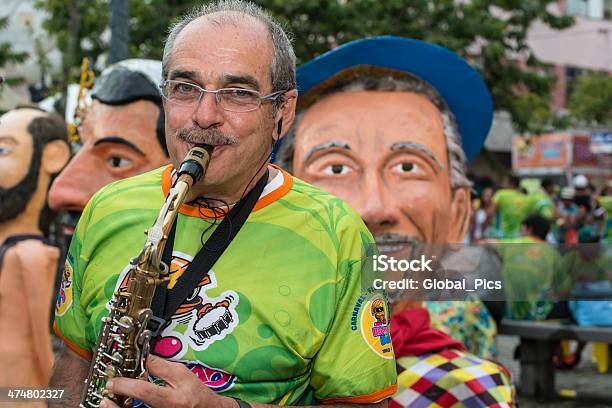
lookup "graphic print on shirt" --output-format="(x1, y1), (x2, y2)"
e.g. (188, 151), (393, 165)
(56, 260), (74, 316)
(360, 295), (393, 359)
(113, 251), (240, 359)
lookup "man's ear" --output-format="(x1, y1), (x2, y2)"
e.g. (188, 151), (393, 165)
(41, 140), (71, 175)
(448, 187), (471, 242)
(274, 89), (297, 141)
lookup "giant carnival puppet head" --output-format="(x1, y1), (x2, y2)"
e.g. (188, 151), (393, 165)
(277, 37), (493, 253)
(0, 107), (70, 239)
(48, 59), (169, 232)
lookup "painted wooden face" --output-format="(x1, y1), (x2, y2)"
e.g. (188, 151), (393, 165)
(48, 99), (169, 213)
(0, 109), (36, 190)
(0, 109), (43, 222)
(293, 91), (468, 253)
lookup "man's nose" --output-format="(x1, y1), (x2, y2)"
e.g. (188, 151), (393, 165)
(47, 148), (103, 212)
(191, 91), (224, 129)
(355, 176), (401, 234)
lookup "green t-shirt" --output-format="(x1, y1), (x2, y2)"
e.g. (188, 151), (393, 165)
(493, 189), (529, 239)
(559, 246), (612, 287)
(54, 165), (397, 405)
(599, 196), (612, 243)
(497, 236), (561, 320)
(527, 189), (555, 220)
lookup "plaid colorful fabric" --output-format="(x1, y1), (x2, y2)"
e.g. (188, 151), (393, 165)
(391, 349), (516, 408)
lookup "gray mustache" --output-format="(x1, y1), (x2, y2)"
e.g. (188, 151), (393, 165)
(374, 233), (418, 245)
(177, 128), (237, 146)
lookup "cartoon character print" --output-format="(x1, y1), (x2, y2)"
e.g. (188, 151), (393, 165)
(371, 298), (387, 326)
(112, 251), (238, 393)
(114, 252), (239, 356)
(370, 298), (391, 347)
(163, 259), (237, 350)
(56, 261), (73, 316)
(359, 295), (393, 359)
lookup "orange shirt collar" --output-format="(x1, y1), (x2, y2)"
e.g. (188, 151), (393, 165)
(161, 164), (293, 218)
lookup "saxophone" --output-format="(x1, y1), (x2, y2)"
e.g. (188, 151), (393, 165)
(80, 144), (214, 408)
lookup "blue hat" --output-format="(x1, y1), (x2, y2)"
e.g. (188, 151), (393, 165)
(296, 36), (494, 162)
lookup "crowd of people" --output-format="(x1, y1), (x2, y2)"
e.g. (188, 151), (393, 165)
(468, 173), (611, 331)
(469, 174), (612, 245)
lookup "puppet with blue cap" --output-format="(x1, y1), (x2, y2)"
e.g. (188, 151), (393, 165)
(276, 37), (515, 406)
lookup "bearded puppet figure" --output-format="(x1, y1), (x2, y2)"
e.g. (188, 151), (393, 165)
(0, 107), (70, 401)
(48, 59), (169, 234)
(276, 37), (516, 406)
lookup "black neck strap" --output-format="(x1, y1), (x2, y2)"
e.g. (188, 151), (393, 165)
(148, 169), (269, 348)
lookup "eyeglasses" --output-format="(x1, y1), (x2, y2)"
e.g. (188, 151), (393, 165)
(160, 80), (286, 113)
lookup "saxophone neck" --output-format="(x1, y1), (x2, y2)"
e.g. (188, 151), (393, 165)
(145, 145), (213, 266)
(144, 179), (186, 266)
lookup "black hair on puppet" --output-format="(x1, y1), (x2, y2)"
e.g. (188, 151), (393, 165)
(91, 66), (168, 156)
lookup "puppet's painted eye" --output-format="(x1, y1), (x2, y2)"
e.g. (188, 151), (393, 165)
(323, 164), (349, 175)
(107, 156), (133, 168)
(392, 162), (419, 173)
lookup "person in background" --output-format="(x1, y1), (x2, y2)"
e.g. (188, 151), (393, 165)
(495, 215), (561, 321)
(596, 180), (612, 243)
(558, 187), (579, 245)
(573, 174), (592, 213)
(491, 175), (529, 239)
(471, 185), (496, 242)
(528, 177), (556, 221)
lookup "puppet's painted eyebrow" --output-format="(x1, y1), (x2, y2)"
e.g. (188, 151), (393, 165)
(0, 135), (18, 143)
(390, 141), (444, 172)
(304, 140), (351, 162)
(94, 136), (146, 157)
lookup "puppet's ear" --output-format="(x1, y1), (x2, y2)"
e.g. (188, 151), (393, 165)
(42, 140), (71, 175)
(448, 187), (471, 242)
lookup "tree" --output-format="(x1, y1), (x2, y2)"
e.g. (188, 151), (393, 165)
(35, 0), (108, 95)
(0, 16), (29, 86)
(568, 73), (612, 127)
(35, 0), (195, 94)
(36, 0), (574, 134)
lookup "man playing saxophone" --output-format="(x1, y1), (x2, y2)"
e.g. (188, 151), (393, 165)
(50, 1), (397, 407)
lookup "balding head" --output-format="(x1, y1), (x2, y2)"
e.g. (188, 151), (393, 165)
(162, 0), (296, 100)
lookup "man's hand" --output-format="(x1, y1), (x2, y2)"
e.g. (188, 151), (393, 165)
(101, 355), (236, 408)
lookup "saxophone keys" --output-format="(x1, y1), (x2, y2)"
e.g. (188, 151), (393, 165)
(105, 365), (118, 378)
(112, 352), (124, 365)
(145, 276), (171, 285)
(137, 330), (152, 347)
(117, 316), (134, 333)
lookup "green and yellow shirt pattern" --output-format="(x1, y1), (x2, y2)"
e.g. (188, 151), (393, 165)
(493, 189), (530, 239)
(54, 165), (397, 405)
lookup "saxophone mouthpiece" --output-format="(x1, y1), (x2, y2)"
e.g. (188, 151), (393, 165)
(177, 144), (213, 185)
(195, 143), (214, 155)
